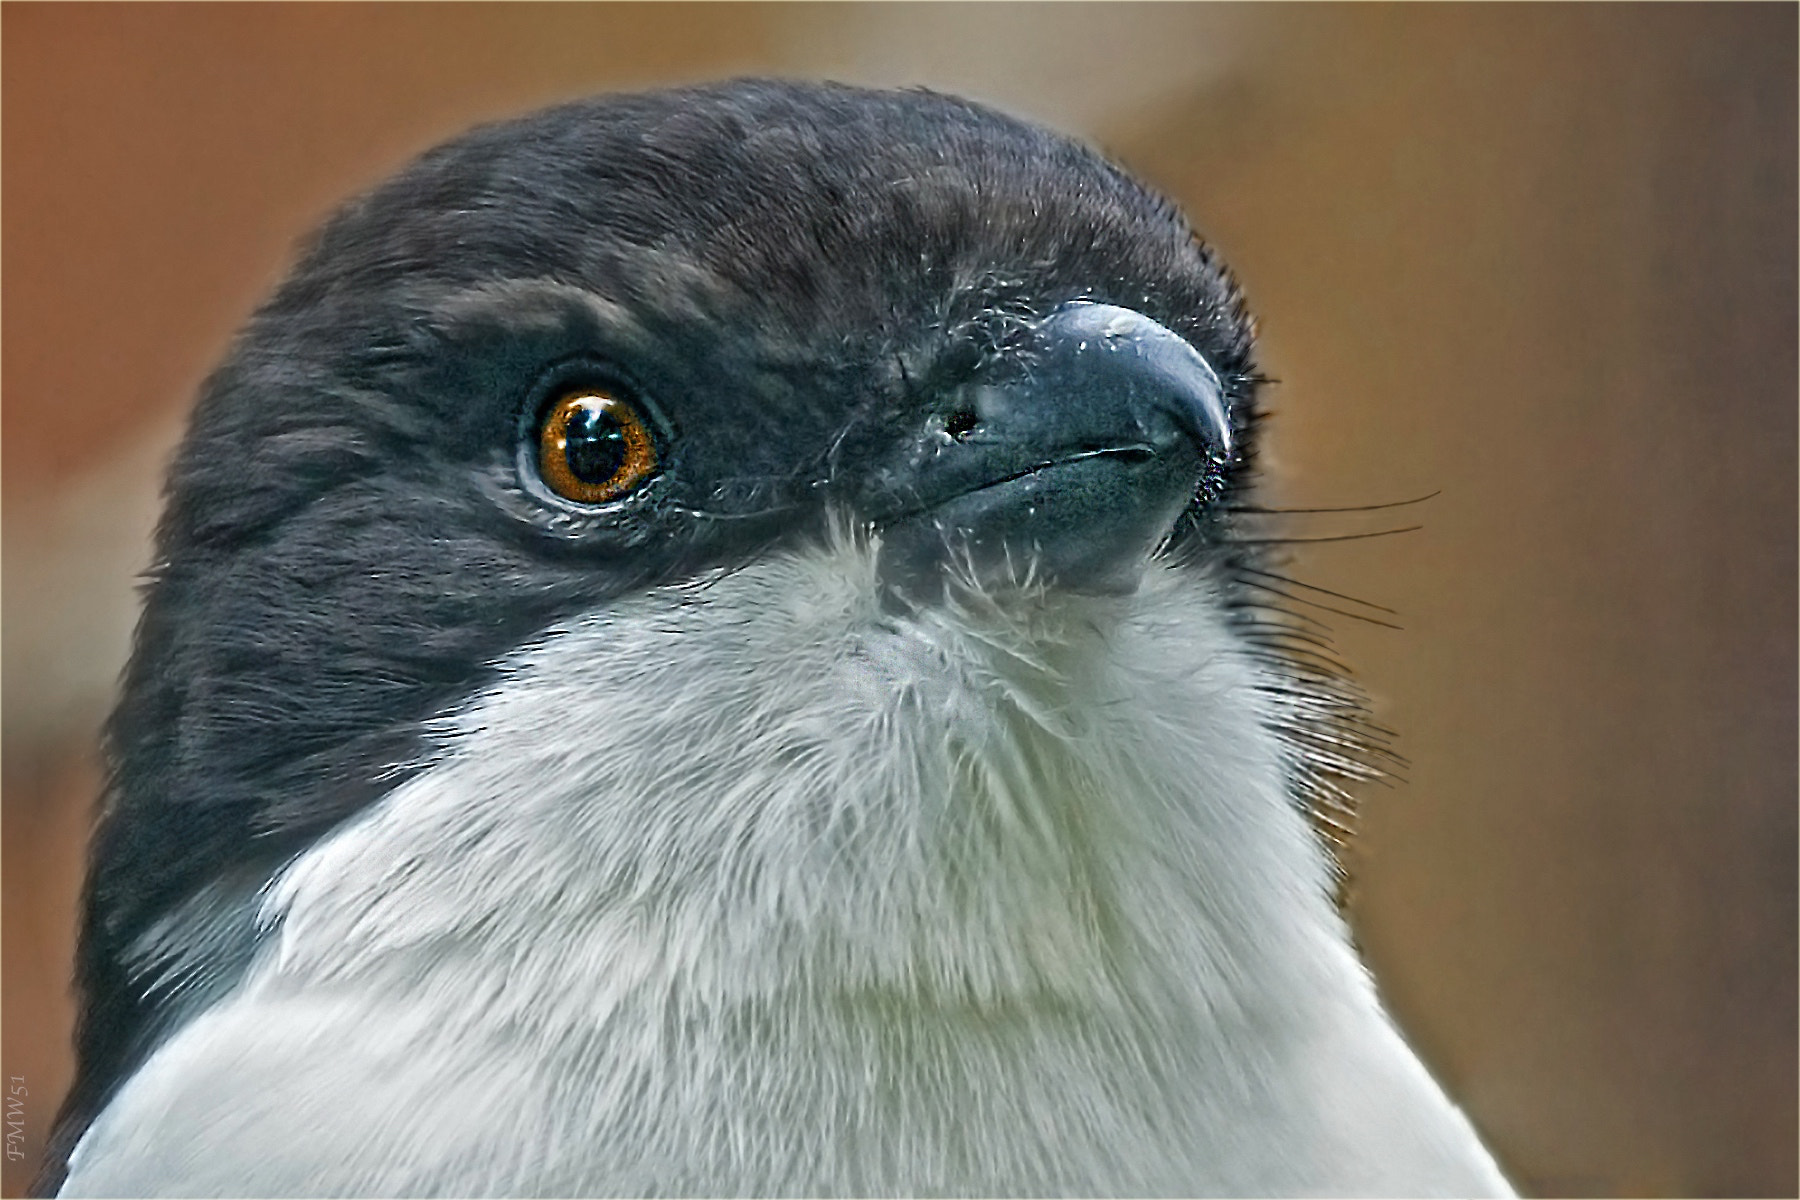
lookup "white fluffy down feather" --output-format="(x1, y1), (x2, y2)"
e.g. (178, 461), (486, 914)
(63, 529), (1512, 1197)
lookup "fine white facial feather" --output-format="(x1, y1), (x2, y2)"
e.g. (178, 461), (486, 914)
(62, 530), (1512, 1197)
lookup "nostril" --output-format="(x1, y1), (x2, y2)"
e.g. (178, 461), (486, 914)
(944, 408), (979, 441)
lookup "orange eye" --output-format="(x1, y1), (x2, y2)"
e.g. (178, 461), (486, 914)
(535, 390), (657, 505)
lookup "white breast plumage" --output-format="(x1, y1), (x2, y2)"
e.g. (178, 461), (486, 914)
(64, 533), (1511, 1197)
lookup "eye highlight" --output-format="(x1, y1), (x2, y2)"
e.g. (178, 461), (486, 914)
(534, 390), (657, 505)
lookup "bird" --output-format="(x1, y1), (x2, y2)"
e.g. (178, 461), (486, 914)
(41, 80), (1513, 1197)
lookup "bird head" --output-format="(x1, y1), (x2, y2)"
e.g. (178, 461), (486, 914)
(50, 80), (1387, 1191)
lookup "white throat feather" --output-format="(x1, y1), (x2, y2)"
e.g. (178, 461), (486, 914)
(62, 531), (1512, 1197)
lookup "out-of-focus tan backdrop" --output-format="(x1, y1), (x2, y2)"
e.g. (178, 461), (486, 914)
(4, 5), (1794, 1195)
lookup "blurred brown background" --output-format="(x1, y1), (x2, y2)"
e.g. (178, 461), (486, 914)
(3, 4), (1794, 1196)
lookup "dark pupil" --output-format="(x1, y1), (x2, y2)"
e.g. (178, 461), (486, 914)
(562, 401), (627, 485)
